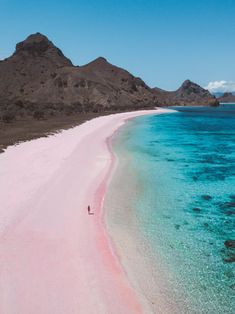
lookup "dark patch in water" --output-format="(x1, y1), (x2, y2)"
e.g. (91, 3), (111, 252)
(193, 207), (201, 213)
(201, 195), (212, 201)
(219, 200), (235, 216)
(189, 165), (234, 182)
(198, 154), (230, 165)
(192, 175), (198, 182)
(175, 224), (181, 230)
(220, 202), (235, 209)
(166, 158), (175, 162)
(224, 210), (235, 216)
(222, 240), (235, 263)
(223, 252), (235, 263)
(224, 240), (235, 249)
(207, 174), (226, 181)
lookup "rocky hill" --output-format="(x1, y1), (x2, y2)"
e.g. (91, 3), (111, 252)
(0, 33), (72, 106)
(0, 33), (157, 121)
(153, 80), (218, 107)
(0, 33), (218, 122)
(218, 92), (235, 103)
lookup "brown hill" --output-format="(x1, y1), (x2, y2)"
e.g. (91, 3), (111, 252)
(0, 33), (156, 120)
(0, 33), (218, 123)
(153, 80), (218, 107)
(0, 33), (72, 103)
(30, 56), (157, 112)
(218, 92), (235, 103)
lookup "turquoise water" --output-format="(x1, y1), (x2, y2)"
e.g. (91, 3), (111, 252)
(113, 106), (235, 313)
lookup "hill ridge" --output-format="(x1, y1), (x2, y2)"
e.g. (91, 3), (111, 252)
(0, 33), (218, 122)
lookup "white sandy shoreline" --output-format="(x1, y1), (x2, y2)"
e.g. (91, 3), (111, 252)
(0, 108), (171, 313)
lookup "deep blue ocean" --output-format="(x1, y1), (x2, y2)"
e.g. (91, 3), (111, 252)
(113, 106), (235, 313)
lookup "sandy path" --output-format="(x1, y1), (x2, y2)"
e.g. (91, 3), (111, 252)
(0, 109), (169, 314)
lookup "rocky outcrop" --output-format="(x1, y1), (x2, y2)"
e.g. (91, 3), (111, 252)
(152, 80), (219, 107)
(218, 92), (235, 103)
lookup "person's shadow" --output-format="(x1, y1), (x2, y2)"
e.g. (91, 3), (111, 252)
(88, 205), (94, 215)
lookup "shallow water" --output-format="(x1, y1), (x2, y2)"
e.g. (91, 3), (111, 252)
(107, 106), (235, 313)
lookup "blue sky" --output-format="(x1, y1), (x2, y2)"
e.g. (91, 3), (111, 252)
(0, 0), (234, 91)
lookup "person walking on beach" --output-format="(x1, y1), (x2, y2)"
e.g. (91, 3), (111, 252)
(87, 205), (94, 215)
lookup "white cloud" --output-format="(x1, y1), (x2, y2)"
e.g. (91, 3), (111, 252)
(205, 81), (235, 93)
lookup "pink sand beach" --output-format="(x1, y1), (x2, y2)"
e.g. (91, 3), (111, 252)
(0, 109), (169, 314)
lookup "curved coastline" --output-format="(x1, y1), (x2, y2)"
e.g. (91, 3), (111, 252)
(0, 109), (171, 313)
(104, 109), (186, 314)
(93, 109), (175, 312)
(104, 106), (235, 314)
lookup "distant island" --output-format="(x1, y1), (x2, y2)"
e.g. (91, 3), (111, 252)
(217, 92), (235, 103)
(0, 33), (218, 123)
